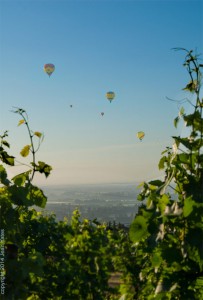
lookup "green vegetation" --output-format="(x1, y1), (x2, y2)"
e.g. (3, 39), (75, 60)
(125, 48), (203, 299)
(1, 49), (203, 299)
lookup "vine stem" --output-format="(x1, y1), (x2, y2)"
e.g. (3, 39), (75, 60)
(16, 109), (36, 183)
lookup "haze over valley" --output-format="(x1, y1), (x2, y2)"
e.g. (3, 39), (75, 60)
(40, 183), (142, 225)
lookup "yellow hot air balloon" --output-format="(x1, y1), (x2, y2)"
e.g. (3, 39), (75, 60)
(106, 91), (115, 103)
(137, 131), (145, 141)
(44, 63), (55, 77)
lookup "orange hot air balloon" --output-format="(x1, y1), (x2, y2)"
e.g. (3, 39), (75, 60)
(106, 91), (115, 103)
(44, 64), (55, 77)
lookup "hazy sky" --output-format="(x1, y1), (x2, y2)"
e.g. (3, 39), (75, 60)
(0, 0), (202, 186)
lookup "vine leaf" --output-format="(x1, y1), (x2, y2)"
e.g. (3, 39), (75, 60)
(12, 171), (31, 187)
(2, 140), (10, 148)
(183, 196), (195, 217)
(0, 165), (10, 185)
(129, 216), (148, 243)
(183, 80), (197, 92)
(148, 180), (163, 187)
(151, 251), (162, 268)
(31, 161), (52, 178)
(18, 119), (25, 126)
(20, 145), (31, 157)
(0, 149), (15, 166)
(34, 131), (42, 138)
(158, 156), (167, 170)
(29, 185), (47, 208)
(174, 116), (179, 128)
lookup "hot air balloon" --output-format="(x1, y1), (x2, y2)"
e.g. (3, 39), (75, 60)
(106, 91), (115, 103)
(101, 112), (104, 116)
(44, 64), (55, 77)
(137, 131), (145, 141)
(70, 105), (73, 108)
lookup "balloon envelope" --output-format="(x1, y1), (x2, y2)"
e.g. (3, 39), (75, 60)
(106, 91), (115, 103)
(44, 64), (55, 77)
(101, 112), (104, 116)
(137, 131), (145, 141)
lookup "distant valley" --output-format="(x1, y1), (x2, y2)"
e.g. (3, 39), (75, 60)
(39, 183), (143, 225)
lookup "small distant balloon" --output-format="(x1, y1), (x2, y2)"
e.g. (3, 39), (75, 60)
(137, 131), (145, 141)
(70, 105), (73, 108)
(101, 112), (104, 116)
(44, 64), (55, 77)
(106, 91), (115, 103)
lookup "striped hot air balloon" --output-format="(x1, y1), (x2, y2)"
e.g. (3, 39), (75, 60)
(106, 91), (115, 103)
(44, 63), (55, 77)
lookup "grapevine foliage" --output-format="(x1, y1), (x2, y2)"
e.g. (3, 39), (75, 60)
(124, 49), (203, 300)
(0, 109), (121, 299)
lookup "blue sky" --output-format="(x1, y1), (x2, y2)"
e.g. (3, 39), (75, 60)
(0, 0), (203, 186)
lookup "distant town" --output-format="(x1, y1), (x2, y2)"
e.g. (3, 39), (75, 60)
(39, 183), (143, 225)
